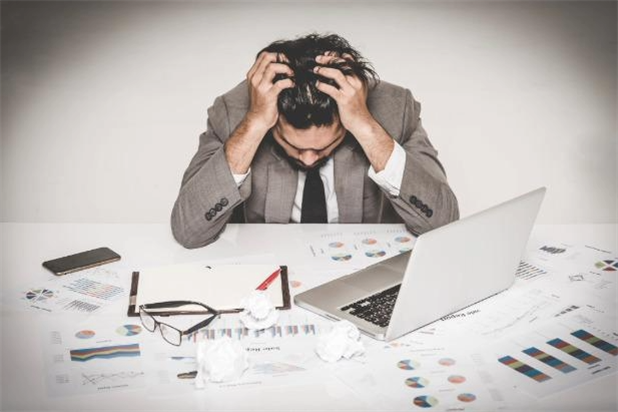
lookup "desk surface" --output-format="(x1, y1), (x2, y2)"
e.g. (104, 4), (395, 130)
(1, 223), (616, 411)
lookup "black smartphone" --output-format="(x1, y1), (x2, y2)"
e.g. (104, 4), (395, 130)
(42, 247), (121, 276)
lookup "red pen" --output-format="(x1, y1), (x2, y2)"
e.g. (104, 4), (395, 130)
(256, 268), (281, 291)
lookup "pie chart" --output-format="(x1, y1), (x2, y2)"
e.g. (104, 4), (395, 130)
(448, 375), (466, 384)
(116, 324), (142, 336)
(458, 393), (477, 402)
(405, 377), (429, 388)
(365, 250), (386, 258)
(413, 396), (439, 408)
(25, 288), (54, 302)
(331, 253), (352, 262)
(397, 359), (420, 370)
(75, 330), (96, 339)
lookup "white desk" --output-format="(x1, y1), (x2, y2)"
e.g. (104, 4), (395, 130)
(1, 223), (616, 411)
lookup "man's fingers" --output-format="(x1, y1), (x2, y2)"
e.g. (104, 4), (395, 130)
(315, 54), (347, 65)
(247, 51), (270, 81)
(260, 63), (294, 88)
(272, 78), (295, 93)
(315, 80), (340, 99)
(314, 66), (353, 92)
(248, 52), (284, 86)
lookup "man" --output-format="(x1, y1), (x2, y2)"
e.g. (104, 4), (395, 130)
(172, 33), (459, 249)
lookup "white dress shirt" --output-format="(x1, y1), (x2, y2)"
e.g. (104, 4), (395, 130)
(232, 142), (406, 223)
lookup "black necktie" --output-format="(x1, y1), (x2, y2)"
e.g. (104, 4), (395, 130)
(301, 168), (327, 223)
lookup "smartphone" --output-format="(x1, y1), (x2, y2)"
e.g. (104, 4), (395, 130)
(42, 247), (121, 276)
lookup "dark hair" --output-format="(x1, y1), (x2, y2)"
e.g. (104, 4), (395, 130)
(259, 33), (378, 129)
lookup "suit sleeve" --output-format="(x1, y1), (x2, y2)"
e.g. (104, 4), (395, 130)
(386, 90), (459, 235)
(171, 96), (251, 248)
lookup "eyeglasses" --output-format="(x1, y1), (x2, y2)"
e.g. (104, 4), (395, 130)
(139, 300), (220, 346)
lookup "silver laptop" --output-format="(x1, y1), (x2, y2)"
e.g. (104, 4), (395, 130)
(294, 187), (546, 341)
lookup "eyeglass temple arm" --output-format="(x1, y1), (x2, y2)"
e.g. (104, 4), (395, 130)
(141, 300), (217, 312)
(184, 315), (219, 335)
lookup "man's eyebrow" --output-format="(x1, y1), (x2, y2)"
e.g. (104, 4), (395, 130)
(278, 132), (344, 152)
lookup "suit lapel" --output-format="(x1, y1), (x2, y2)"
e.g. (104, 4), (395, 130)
(264, 145), (298, 223)
(334, 136), (365, 223)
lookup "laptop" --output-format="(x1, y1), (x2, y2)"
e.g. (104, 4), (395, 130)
(294, 187), (546, 341)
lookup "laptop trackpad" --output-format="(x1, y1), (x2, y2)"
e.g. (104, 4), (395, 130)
(340, 262), (405, 293)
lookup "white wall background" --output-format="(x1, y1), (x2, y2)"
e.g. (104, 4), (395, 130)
(2, 1), (616, 224)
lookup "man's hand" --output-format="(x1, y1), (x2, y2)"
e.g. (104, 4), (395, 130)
(314, 54), (395, 172)
(313, 54), (374, 136)
(246, 52), (295, 130)
(225, 52), (294, 174)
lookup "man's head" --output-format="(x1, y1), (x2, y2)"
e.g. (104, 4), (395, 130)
(258, 33), (378, 169)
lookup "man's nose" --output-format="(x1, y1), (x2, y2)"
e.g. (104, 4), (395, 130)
(299, 151), (319, 167)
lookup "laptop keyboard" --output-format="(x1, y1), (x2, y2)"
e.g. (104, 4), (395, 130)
(340, 284), (401, 328)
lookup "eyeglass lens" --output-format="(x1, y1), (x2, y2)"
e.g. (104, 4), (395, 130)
(159, 323), (182, 346)
(139, 309), (156, 332)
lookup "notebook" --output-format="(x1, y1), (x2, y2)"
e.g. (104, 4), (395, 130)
(127, 263), (290, 316)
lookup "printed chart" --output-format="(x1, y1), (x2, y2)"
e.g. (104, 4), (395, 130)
(488, 307), (617, 398)
(303, 227), (416, 269)
(333, 346), (507, 410)
(20, 266), (127, 314)
(43, 318), (149, 396)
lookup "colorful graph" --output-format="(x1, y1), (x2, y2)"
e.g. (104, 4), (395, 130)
(594, 259), (618, 272)
(331, 253), (352, 262)
(70, 344), (141, 362)
(397, 359), (420, 370)
(522, 347), (576, 373)
(75, 330), (96, 339)
(186, 324), (320, 342)
(571, 329), (618, 356)
(498, 355), (551, 382)
(394, 236), (411, 243)
(362, 238), (378, 245)
(413, 395), (439, 408)
(116, 324), (142, 336)
(328, 241), (345, 248)
(404, 377), (429, 388)
(365, 250), (386, 258)
(64, 278), (124, 300)
(547, 338), (601, 364)
(447, 375), (466, 384)
(438, 357), (456, 366)
(25, 288), (54, 301)
(457, 393), (477, 403)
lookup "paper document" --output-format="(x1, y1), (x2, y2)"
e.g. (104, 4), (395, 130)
(129, 263), (290, 316)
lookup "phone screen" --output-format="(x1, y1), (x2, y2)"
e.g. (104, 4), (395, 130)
(42, 247), (121, 275)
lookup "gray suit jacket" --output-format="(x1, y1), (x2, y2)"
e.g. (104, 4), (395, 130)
(171, 80), (459, 248)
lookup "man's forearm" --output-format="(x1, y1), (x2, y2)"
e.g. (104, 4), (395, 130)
(224, 116), (270, 174)
(348, 118), (395, 173)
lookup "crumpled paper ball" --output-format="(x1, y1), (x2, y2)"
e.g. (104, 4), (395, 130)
(239, 290), (279, 330)
(195, 337), (249, 388)
(315, 320), (365, 363)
